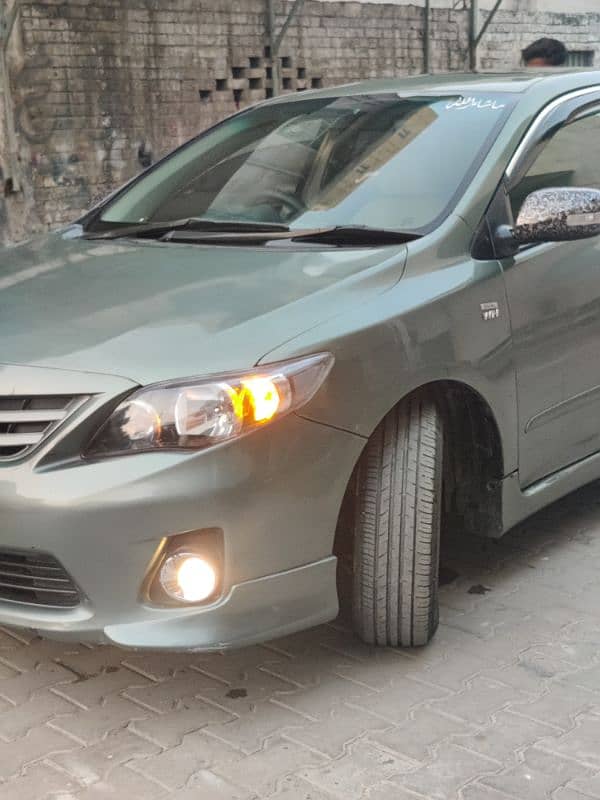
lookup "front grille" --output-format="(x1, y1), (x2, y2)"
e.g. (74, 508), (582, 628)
(0, 550), (80, 608)
(0, 395), (83, 460)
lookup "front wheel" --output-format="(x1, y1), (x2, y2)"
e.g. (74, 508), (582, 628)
(352, 395), (443, 647)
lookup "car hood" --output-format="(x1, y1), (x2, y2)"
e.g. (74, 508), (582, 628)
(0, 230), (406, 385)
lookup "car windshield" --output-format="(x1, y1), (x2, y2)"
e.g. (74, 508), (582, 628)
(98, 92), (516, 234)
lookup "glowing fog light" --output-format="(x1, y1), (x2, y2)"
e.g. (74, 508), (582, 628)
(159, 552), (218, 603)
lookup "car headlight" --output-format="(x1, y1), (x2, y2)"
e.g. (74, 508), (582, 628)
(84, 353), (333, 458)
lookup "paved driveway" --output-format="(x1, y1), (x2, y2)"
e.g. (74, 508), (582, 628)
(2, 483), (600, 799)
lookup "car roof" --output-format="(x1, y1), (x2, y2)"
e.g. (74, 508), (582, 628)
(268, 69), (600, 105)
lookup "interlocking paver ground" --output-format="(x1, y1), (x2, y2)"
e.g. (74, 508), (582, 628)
(3, 482), (600, 798)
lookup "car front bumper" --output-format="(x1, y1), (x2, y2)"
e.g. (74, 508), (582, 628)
(0, 399), (364, 650)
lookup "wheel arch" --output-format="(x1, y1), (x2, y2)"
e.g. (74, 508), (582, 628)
(426, 379), (504, 538)
(334, 378), (505, 574)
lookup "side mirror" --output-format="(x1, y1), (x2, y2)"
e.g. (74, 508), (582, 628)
(494, 187), (600, 257)
(514, 187), (600, 245)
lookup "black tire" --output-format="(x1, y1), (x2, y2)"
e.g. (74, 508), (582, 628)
(352, 395), (443, 647)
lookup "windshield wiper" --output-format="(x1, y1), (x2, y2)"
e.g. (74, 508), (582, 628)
(291, 225), (421, 245)
(83, 217), (290, 240)
(160, 225), (420, 246)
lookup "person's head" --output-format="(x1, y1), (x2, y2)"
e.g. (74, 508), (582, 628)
(522, 38), (567, 67)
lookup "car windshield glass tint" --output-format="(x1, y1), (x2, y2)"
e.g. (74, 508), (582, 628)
(99, 92), (516, 233)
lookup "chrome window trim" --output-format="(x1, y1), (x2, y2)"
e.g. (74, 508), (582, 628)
(505, 85), (600, 181)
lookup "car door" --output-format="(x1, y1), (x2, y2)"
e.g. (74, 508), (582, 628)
(500, 95), (600, 487)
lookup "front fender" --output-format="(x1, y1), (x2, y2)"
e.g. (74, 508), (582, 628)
(260, 247), (517, 476)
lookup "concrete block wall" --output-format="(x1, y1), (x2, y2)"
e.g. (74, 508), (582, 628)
(479, 7), (600, 71)
(1, 0), (599, 243)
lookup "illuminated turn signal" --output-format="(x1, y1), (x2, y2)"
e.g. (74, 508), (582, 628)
(241, 377), (282, 422)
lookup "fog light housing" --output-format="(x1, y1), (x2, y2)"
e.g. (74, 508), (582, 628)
(159, 552), (217, 603)
(143, 528), (224, 607)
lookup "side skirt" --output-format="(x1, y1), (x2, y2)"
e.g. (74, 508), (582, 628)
(501, 450), (600, 534)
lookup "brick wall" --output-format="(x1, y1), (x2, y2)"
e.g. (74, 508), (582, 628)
(1, 0), (599, 243)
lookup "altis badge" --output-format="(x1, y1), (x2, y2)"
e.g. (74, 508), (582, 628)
(481, 302), (500, 321)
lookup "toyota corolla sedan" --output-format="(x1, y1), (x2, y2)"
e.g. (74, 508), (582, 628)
(2, 70), (600, 650)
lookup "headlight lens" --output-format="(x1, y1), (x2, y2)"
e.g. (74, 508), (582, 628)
(84, 352), (333, 458)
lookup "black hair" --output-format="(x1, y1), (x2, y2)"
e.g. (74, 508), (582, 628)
(522, 38), (568, 66)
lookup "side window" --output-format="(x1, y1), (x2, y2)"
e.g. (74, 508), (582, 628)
(510, 111), (600, 219)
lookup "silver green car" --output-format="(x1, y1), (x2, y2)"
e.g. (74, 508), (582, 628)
(2, 69), (600, 650)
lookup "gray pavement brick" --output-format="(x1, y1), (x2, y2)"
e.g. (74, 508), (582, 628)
(0, 636), (78, 671)
(566, 772), (600, 799)
(349, 677), (448, 724)
(282, 702), (390, 759)
(567, 663), (600, 694)
(0, 626), (23, 646)
(481, 746), (595, 800)
(299, 740), (415, 800)
(331, 650), (422, 690)
(430, 675), (526, 726)
(560, 617), (600, 646)
(205, 700), (308, 753)
(552, 640), (600, 669)
(370, 707), (474, 762)
(490, 646), (578, 692)
(132, 729), (243, 790)
(260, 652), (360, 690)
(0, 663), (76, 703)
(266, 627), (360, 659)
(68, 764), (166, 799)
(270, 775), (339, 799)
(122, 652), (212, 680)
(404, 649), (495, 692)
(496, 583), (583, 625)
(132, 701), (235, 748)
(214, 737), (327, 796)
(525, 640), (598, 669)
(123, 670), (224, 712)
(50, 696), (153, 745)
(539, 714), (600, 769)
(443, 603), (559, 650)
(272, 676), (377, 721)
(365, 781), (435, 799)
(461, 782), (525, 800)
(52, 667), (151, 708)
(192, 644), (291, 682)
(521, 557), (600, 595)
(397, 742), (499, 800)
(452, 709), (555, 764)
(187, 768), (258, 798)
(169, 789), (248, 800)
(0, 724), (76, 779)
(0, 661), (18, 679)
(195, 672), (300, 714)
(49, 729), (162, 785)
(0, 690), (78, 740)
(509, 683), (597, 730)
(553, 789), (600, 800)
(0, 763), (79, 800)
(52, 646), (128, 677)
(0, 627), (40, 646)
